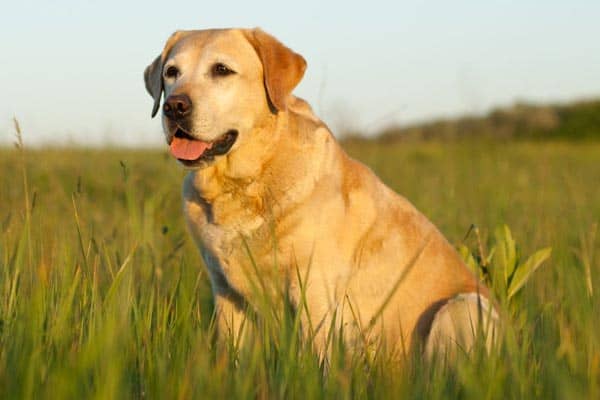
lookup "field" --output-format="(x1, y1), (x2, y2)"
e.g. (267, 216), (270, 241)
(1, 139), (599, 398)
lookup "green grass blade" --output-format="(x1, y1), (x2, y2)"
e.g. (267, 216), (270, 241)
(507, 247), (552, 300)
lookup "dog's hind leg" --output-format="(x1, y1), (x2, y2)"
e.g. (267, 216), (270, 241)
(424, 293), (499, 360)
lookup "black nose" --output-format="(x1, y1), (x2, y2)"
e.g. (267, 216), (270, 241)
(163, 94), (192, 119)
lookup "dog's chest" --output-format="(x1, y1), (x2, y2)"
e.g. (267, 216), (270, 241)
(184, 187), (277, 290)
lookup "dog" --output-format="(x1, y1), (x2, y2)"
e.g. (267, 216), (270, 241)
(144, 28), (498, 359)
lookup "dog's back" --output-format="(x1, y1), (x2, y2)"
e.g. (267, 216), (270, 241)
(144, 27), (499, 359)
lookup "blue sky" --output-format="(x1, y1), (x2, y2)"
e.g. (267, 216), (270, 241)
(1, 0), (599, 146)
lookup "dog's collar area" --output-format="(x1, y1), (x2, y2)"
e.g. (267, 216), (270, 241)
(177, 129), (238, 167)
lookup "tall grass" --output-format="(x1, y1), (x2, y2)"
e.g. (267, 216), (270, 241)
(0, 139), (598, 398)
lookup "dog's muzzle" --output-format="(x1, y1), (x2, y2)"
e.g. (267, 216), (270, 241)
(163, 94), (192, 121)
(169, 128), (238, 167)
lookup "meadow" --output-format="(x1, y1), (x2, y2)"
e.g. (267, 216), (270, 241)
(0, 138), (599, 398)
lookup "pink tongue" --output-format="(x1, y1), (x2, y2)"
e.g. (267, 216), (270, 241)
(170, 136), (211, 160)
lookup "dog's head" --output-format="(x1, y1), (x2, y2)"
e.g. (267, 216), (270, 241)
(144, 28), (306, 168)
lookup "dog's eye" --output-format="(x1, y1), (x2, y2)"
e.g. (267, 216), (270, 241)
(212, 63), (235, 77)
(164, 66), (180, 79)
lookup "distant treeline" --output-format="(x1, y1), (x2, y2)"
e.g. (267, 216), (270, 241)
(348, 98), (600, 142)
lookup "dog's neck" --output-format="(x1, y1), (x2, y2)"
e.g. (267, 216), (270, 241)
(185, 107), (338, 223)
(187, 110), (294, 201)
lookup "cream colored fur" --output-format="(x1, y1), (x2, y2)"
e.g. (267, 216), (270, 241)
(144, 28), (498, 358)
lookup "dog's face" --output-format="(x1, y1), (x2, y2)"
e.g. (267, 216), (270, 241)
(144, 28), (307, 168)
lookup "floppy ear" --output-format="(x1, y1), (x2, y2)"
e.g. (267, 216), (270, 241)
(143, 31), (187, 118)
(244, 28), (307, 111)
(144, 55), (163, 117)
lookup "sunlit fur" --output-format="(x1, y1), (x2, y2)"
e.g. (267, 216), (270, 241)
(145, 28), (498, 359)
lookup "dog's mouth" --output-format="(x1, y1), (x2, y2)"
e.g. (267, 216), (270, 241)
(169, 128), (238, 167)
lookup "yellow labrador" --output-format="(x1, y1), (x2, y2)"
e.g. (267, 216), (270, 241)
(144, 28), (498, 358)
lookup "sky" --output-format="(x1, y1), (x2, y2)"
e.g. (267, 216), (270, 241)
(1, 0), (599, 146)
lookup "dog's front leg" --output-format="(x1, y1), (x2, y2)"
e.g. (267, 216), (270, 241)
(213, 290), (248, 351)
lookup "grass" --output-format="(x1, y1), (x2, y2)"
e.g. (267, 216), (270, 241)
(0, 139), (599, 398)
